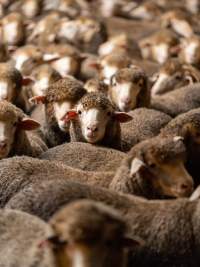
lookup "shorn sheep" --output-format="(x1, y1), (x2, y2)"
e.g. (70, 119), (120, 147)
(0, 100), (47, 159)
(0, 135), (193, 205)
(0, 200), (139, 267)
(5, 179), (200, 267)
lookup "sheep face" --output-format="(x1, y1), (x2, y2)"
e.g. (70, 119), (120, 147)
(151, 70), (183, 96)
(0, 79), (17, 102)
(53, 100), (74, 132)
(110, 69), (145, 112)
(12, 46), (43, 74)
(51, 57), (78, 77)
(58, 0), (81, 18)
(130, 157), (194, 198)
(100, 0), (121, 17)
(0, 114), (40, 159)
(1, 13), (24, 45)
(179, 37), (200, 66)
(31, 65), (61, 97)
(48, 200), (141, 267)
(185, 0), (200, 14)
(21, 0), (41, 19)
(75, 104), (114, 143)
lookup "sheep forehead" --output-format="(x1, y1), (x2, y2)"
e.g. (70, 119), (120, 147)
(0, 102), (21, 121)
(115, 69), (146, 84)
(79, 94), (112, 111)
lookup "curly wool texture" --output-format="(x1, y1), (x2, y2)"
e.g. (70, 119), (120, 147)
(40, 142), (125, 172)
(0, 100), (24, 121)
(151, 83), (200, 117)
(79, 92), (114, 111)
(46, 77), (86, 103)
(121, 108), (171, 151)
(5, 179), (198, 267)
(160, 108), (200, 137)
(129, 135), (186, 163)
(0, 209), (55, 267)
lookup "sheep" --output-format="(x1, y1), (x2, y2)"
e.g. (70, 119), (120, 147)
(30, 64), (62, 98)
(30, 76), (86, 147)
(0, 200), (136, 267)
(10, 0), (43, 19)
(160, 108), (200, 186)
(40, 141), (125, 172)
(98, 51), (132, 85)
(0, 100), (47, 159)
(56, 16), (107, 54)
(0, 134), (194, 206)
(126, 1), (162, 20)
(121, 108), (171, 151)
(65, 92), (133, 150)
(151, 83), (200, 117)
(108, 67), (150, 112)
(1, 12), (25, 46)
(41, 44), (82, 77)
(84, 77), (109, 94)
(11, 45), (44, 75)
(185, 0), (200, 14)
(5, 178), (200, 267)
(178, 35), (200, 68)
(139, 29), (179, 64)
(98, 33), (141, 58)
(160, 9), (194, 37)
(151, 58), (200, 96)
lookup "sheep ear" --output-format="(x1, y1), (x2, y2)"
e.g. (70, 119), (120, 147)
(18, 118), (41, 130)
(130, 158), (145, 176)
(61, 110), (78, 122)
(122, 236), (144, 248)
(190, 186), (200, 201)
(29, 95), (46, 105)
(22, 77), (35, 86)
(113, 112), (133, 123)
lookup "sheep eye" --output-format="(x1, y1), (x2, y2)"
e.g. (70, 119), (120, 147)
(78, 110), (82, 115)
(149, 163), (156, 168)
(13, 122), (18, 127)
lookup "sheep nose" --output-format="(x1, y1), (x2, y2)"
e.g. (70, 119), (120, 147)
(178, 182), (194, 196)
(87, 125), (98, 132)
(122, 98), (131, 105)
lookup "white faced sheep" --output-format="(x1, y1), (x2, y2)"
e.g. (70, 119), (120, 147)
(178, 35), (200, 67)
(30, 76), (86, 147)
(109, 67), (150, 112)
(151, 58), (200, 96)
(0, 135), (194, 206)
(139, 29), (179, 64)
(121, 107), (171, 152)
(5, 178), (200, 267)
(0, 200), (137, 267)
(65, 92), (133, 150)
(1, 12), (26, 46)
(0, 100), (47, 159)
(151, 83), (200, 117)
